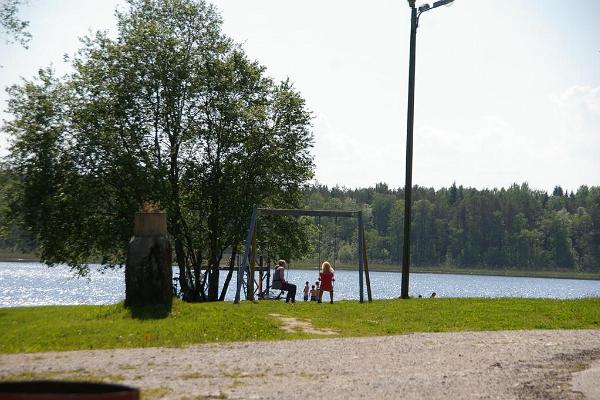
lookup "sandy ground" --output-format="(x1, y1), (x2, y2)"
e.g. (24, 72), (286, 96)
(2, 329), (600, 399)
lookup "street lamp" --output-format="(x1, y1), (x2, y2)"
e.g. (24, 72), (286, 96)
(401, 0), (454, 299)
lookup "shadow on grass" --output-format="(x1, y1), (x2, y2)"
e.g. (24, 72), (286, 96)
(127, 302), (172, 320)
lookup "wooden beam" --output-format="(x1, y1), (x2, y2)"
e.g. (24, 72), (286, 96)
(257, 208), (358, 218)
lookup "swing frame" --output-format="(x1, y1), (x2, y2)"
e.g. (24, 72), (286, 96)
(234, 208), (372, 304)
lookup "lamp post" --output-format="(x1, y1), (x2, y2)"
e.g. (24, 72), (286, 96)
(401, 0), (454, 299)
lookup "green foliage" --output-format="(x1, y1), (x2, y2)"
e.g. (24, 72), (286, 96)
(299, 183), (600, 273)
(0, 0), (30, 47)
(2, 0), (314, 298)
(0, 166), (30, 253)
(1, 298), (599, 353)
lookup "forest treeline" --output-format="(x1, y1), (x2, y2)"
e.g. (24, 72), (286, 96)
(300, 182), (600, 272)
(2, 180), (600, 273)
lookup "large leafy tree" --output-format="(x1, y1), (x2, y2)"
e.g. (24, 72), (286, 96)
(3, 0), (314, 301)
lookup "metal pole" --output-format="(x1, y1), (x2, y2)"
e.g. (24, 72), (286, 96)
(357, 211), (365, 303)
(401, 4), (418, 299)
(362, 233), (373, 302)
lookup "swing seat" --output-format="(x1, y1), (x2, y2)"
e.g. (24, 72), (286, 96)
(271, 281), (287, 300)
(270, 290), (286, 300)
(257, 287), (286, 300)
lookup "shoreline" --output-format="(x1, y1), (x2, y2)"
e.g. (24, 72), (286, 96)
(2, 256), (600, 281)
(291, 261), (600, 281)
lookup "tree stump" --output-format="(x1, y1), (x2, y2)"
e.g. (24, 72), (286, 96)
(125, 212), (172, 306)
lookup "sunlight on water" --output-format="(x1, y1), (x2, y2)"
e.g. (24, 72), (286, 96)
(1, 262), (599, 307)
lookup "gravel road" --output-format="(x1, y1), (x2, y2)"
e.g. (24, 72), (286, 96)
(2, 330), (600, 399)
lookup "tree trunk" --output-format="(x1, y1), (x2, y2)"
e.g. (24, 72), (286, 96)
(219, 247), (237, 301)
(207, 257), (220, 301)
(207, 230), (221, 300)
(125, 212), (172, 307)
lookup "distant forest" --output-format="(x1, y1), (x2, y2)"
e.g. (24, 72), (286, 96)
(2, 180), (600, 273)
(301, 183), (600, 272)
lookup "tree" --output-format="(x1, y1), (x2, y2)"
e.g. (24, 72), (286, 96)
(388, 199), (405, 264)
(1, 0), (30, 47)
(552, 186), (564, 197)
(541, 209), (575, 269)
(0, 167), (37, 252)
(3, 68), (79, 266)
(371, 192), (394, 236)
(411, 199), (439, 266)
(3, 0), (314, 301)
(571, 207), (594, 271)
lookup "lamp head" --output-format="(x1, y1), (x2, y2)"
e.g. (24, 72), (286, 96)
(418, 4), (431, 12)
(432, 0), (454, 7)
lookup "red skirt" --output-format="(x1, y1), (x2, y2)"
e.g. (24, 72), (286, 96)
(319, 272), (334, 291)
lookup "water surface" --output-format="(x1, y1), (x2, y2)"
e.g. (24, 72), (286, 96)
(1, 262), (599, 307)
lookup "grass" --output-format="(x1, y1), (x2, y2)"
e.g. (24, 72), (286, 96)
(1, 298), (600, 354)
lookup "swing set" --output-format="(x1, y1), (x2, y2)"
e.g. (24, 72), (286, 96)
(234, 208), (373, 304)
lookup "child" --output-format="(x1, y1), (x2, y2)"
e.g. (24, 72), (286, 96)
(315, 281), (321, 302)
(310, 285), (317, 301)
(318, 261), (335, 304)
(303, 281), (310, 301)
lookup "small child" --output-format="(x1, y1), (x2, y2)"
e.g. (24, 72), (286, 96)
(315, 281), (320, 302)
(303, 281), (310, 301)
(310, 285), (317, 301)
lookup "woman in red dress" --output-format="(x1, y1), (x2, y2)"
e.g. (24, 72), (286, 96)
(318, 261), (335, 304)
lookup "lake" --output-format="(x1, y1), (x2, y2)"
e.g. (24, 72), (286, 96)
(1, 261), (599, 307)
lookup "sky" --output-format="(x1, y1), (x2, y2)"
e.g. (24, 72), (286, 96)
(1, 0), (599, 193)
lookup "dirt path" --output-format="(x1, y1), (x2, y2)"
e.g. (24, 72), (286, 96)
(1, 330), (600, 399)
(269, 313), (338, 335)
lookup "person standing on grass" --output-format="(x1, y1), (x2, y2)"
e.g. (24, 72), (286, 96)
(318, 261), (335, 304)
(303, 281), (310, 301)
(273, 260), (296, 303)
(310, 285), (317, 301)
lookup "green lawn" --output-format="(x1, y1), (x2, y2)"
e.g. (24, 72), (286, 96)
(1, 298), (599, 354)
